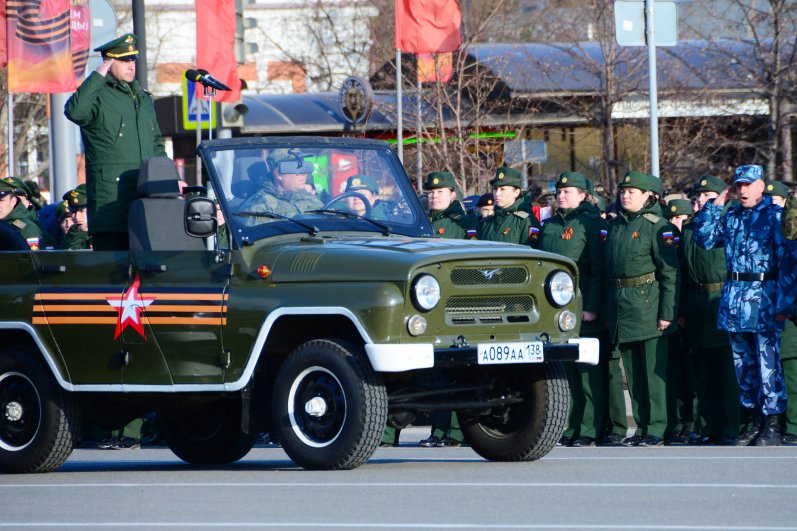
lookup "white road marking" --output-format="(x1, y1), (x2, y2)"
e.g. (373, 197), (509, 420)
(0, 482), (795, 489)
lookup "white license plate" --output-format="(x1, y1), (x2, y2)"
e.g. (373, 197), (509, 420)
(477, 341), (544, 365)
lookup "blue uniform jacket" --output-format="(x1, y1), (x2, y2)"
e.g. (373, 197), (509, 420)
(693, 195), (797, 332)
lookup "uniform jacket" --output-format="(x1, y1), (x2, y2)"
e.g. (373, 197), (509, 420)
(678, 220), (729, 349)
(64, 72), (166, 234)
(238, 180), (322, 224)
(539, 201), (606, 336)
(3, 202), (52, 249)
(694, 195), (797, 333)
(480, 195), (541, 246)
(603, 202), (680, 344)
(59, 225), (91, 250)
(429, 200), (478, 240)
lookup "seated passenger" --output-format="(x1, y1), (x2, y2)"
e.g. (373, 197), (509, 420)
(237, 154), (322, 222)
(0, 178), (52, 250)
(60, 185), (91, 250)
(344, 174), (388, 218)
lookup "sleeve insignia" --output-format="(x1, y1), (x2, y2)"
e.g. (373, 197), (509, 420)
(600, 229), (608, 243)
(662, 231), (677, 246)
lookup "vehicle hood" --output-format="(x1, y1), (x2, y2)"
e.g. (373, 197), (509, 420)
(246, 235), (577, 282)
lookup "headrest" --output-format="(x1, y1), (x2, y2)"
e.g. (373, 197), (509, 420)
(138, 157), (182, 198)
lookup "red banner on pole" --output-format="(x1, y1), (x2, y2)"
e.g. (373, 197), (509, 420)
(196, 0), (240, 103)
(7, 0), (76, 93)
(395, 0), (461, 54)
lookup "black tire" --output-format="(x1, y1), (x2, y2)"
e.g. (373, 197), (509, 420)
(160, 395), (258, 465)
(460, 362), (568, 462)
(272, 339), (387, 470)
(0, 347), (81, 474)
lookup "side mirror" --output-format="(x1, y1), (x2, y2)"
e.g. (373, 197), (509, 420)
(185, 197), (217, 238)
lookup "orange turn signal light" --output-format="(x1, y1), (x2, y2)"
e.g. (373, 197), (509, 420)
(257, 265), (272, 279)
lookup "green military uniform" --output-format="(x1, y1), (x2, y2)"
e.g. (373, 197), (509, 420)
(0, 179), (51, 250)
(59, 185), (92, 250)
(679, 176), (739, 444)
(64, 34), (166, 250)
(480, 167), (541, 246)
(539, 172), (607, 445)
(426, 172), (478, 240)
(604, 171), (680, 445)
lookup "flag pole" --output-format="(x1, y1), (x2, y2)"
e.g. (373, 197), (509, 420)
(396, 48), (403, 164)
(416, 77), (422, 189)
(6, 94), (14, 177)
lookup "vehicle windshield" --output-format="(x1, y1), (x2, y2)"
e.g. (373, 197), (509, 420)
(201, 139), (430, 246)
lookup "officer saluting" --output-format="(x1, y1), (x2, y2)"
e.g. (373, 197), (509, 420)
(65, 33), (167, 251)
(480, 167), (540, 246)
(604, 171), (680, 447)
(539, 172), (607, 447)
(694, 164), (797, 446)
(425, 171), (478, 240)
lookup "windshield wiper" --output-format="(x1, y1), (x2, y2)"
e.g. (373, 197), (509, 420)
(233, 210), (319, 236)
(306, 209), (392, 236)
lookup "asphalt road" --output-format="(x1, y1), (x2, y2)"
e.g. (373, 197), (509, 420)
(1, 428), (796, 530)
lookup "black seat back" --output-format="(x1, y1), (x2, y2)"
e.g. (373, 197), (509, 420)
(128, 157), (206, 251)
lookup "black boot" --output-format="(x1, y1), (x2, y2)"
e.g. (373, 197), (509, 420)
(735, 408), (762, 446)
(755, 414), (782, 447)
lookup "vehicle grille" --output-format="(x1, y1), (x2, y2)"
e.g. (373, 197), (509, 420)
(450, 266), (528, 286)
(445, 295), (534, 315)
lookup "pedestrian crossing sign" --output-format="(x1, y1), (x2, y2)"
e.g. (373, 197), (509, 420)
(182, 77), (217, 130)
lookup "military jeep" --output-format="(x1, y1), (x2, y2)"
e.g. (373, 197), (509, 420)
(0, 136), (597, 473)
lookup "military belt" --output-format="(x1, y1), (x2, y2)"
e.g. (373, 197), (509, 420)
(700, 282), (724, 292)
(727, 272), (777, 282)
(611, 272), (656, 289)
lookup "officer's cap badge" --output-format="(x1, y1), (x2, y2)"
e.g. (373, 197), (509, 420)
(700, 179), (707, 186)
(561, 177), (568, 183)
(498, 172), (504, 180)
(624, 176), (631, 182)
(767, 184), (774, 191)
(670, 205), (676, 212)
(352, 178), (361, 186)
(433, 178), (439, 185)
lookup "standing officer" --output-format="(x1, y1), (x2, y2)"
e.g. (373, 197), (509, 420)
(694, 164), (797, 446)
(539, 172), (607, 447)
(65, 33), (167, 250)
(417, 171), (478, 448)
(480, 167), (541, 246)
(679, 176), (740, 445)
(604, 171), (680, 447)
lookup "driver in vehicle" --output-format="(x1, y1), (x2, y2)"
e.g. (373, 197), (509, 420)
(238, 153), (322, 222)
(343, 174), (388, 218)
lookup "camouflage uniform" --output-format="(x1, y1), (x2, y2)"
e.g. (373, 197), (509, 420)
(694, 176), (797, 419)
(538, 172), (607, 445)
(237, 180), (322, 225)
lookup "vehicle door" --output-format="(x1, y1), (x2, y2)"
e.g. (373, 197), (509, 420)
(127, 248), (230, 385)
(31, 250), (130, 385)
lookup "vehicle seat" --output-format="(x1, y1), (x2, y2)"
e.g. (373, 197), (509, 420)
(128, 157), (206, 251)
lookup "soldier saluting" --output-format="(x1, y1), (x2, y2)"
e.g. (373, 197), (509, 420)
(694, 164), (797, 446)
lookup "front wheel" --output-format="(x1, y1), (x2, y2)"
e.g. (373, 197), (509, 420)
(160, 395), (258, 465)
(272, 339), (387, 470)
(0, 348), (81, 473)
(459, 362), (568, 461)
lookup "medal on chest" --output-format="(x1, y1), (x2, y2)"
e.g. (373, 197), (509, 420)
(561, 227), (574, 240)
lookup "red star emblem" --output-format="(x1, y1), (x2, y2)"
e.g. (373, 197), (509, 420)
(106, 274), (156, 339)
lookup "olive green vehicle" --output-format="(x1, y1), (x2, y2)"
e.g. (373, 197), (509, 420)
(0, 137), (597, 473)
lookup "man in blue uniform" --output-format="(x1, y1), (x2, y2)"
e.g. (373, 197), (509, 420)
(694, 164), (797, 446)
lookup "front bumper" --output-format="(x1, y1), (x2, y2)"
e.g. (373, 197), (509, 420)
(365, 337), (600, 372)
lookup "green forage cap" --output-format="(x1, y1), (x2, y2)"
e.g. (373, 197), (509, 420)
(94, 33), (139, 60)
(424, 171), (456, 190)
(556, 171), (593, 194)
(692, 175), (726, 194)
(489, 167), (522, 188)
(619, 170), (662, 194)
(667, 199), (693, 217)
(63, 184), (88, 210)
(56, 200), (70, 221)
(764, 180), (790, 199)
(345, 174), (379, 194)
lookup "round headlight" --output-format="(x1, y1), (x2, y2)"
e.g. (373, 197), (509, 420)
(558, 310), (577, 331)
(546, 270), (575, 307)
(412, 274), (441, 311)
(407, 314), (428, 336)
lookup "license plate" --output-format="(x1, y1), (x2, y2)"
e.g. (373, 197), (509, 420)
(477, 341), (544, 365)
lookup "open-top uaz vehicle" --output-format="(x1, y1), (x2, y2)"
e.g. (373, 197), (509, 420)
(0, 136), (597, 473)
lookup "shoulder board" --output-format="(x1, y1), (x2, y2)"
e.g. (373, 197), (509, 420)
(448, 213), (463, 221)
(141, 88), (153, 97)
(642, 213), (661, 224)
(513, 211), (530, 219)
(12, 219), (26, 229)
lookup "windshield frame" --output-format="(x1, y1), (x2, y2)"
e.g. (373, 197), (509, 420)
(198, 136), (433, 248)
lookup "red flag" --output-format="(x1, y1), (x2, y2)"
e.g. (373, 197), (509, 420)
(0, 3), (7, 67)
(196, 0), (240, 103)
(70, 1), (91, 80)
(395, 0), (461, 54)
(417, 52), (453, 83)
(7, 0), (76, 93)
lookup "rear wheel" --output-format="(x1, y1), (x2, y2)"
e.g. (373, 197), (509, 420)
(0, 348), (81, 473)
(160, 395), (258, 465)
(272, 339), (386, 470)
(460, 363), (568, 461)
